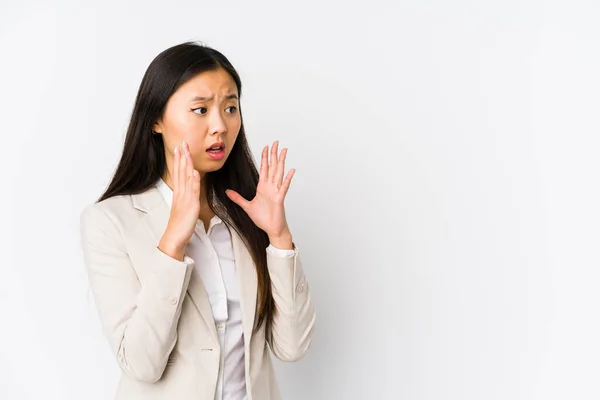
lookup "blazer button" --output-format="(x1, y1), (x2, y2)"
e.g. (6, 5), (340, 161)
(296, 284), (304, 293)
(170, 297), (178, 305)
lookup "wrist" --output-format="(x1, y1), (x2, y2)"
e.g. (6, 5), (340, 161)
(158, 237), (186, 261)
(268, 231), (293, 250)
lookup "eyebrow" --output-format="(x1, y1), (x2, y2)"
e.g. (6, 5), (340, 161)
(189, 93), (239, 102)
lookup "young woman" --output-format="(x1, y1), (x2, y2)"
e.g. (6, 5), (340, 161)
(79, 42), (316, 400)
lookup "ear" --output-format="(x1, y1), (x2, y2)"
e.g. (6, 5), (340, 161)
(152, 120), (163, 134)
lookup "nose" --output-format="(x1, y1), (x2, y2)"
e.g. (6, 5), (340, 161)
(208, 108), (227, 136)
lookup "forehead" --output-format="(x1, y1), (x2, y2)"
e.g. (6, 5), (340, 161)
(175, 68), (238, 98)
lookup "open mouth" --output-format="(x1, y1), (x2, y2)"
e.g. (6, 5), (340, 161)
(206, 147), (225, 160)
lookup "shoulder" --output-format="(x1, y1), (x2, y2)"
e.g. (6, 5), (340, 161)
(79, 191), (150, 247)
(80, 194), (135, 226)
(79, 185), (162, 239)
(79, 196), (132, 256)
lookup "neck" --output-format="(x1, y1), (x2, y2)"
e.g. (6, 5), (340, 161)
(199, 177), (209, 209)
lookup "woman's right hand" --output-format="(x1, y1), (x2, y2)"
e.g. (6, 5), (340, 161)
(158, 140), (201, 261)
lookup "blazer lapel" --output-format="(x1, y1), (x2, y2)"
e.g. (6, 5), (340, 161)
(228, 223), (258, 348)
(131, 186), (219, 344)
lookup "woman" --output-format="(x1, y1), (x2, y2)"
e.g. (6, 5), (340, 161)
(79, 41), (316, 400)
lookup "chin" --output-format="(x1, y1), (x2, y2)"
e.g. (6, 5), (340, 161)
(200, 161), (226, 173)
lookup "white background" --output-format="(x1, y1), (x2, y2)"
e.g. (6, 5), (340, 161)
(1, 1), (599, 399)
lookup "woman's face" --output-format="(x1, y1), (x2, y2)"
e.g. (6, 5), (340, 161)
(153, 67), (241, 177)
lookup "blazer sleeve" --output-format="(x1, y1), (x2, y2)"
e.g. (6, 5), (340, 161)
(79, 204), (194, 383)
(266, 243), (316, 361)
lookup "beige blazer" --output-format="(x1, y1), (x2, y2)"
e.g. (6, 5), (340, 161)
(79, 185), (316, 400)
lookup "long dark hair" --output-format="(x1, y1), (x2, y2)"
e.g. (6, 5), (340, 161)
(97, 41), (274, 335)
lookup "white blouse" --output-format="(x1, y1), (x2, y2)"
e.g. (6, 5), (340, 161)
(155, 178), (296, 400)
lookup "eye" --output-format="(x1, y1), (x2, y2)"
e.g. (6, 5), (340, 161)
(191, 107), (207, 115)
(226, 106), (238, 114)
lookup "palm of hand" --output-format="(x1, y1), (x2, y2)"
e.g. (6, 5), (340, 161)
(225, 141), (295, 237)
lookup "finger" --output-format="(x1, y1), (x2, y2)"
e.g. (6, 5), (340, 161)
(184, 141), (194, 195)
(192, 169), (200, 197)
(259, 146), (268, 183)
(273, 148), (287, 189)
(280, 168), (295, 197)
(267, 140), (278, 182)
(178, 140), (187, 196)
(173, 146), (180, 193)
(226, 189), (250, 212)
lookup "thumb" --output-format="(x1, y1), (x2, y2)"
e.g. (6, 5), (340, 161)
(226, 189), (250, 211)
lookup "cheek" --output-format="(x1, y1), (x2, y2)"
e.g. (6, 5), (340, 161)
(169, 123), (206, 152)
(232, 117), (242, 130)
(161, 120), (195, 151)
(161, 134), (178, 154)
(228, 120), (242, 140)
(187, 139), (207, 157)
(231, 132), (240, 147)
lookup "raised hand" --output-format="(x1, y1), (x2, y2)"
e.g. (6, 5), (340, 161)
(225, 140), (295, 243)
(158, 140), (201, 261)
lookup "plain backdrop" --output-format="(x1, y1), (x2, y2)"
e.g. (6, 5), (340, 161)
(1, 1), (599, 399)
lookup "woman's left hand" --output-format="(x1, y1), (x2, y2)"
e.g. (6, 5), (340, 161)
(226, 140), (295, 242)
